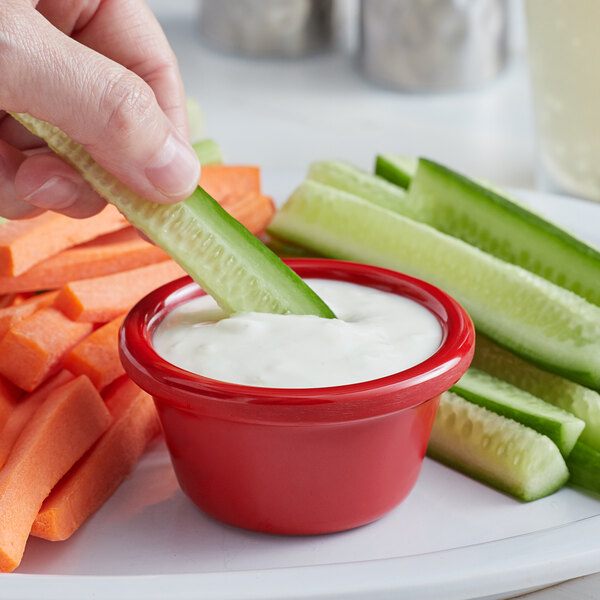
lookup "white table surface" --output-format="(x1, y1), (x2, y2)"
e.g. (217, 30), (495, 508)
(144, 2), (600, 598)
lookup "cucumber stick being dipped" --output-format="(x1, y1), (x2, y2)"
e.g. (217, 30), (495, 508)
(379, 157), (600, 307)
(452, 368), (584, 457)
(267, 180), (600, 390)
(428, 392), (569, 502)
(11, 113), (334, 319)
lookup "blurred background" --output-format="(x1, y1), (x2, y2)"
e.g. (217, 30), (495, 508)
(144, 1), (596, 204)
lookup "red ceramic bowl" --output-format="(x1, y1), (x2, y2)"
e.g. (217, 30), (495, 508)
(120, 259), (474, 535)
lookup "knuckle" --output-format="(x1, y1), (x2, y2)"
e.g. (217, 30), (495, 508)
(99, 71), (156, 141)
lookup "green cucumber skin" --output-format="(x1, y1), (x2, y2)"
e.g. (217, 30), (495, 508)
(267, 181), (600, 390)
(192, 139), (223, 165)
(307, 160), (408, 215)
(428, 392), (569, 501)
(116, 185), (335, 319)
(407, 159), (600, 307)
(452, 368), (584, 458)
(473, 333), (600, 452)
(566, 441), (600, 494)
(375, 155), (417, 189)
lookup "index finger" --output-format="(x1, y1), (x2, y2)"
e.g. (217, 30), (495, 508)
(37, 0), (189, 139)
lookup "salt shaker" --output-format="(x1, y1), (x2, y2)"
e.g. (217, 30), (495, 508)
(359, 0), (508, 91)
(197, 0), (334, 58)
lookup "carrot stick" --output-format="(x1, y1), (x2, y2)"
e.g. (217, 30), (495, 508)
(0, 228), (169, 295)
(0, 371), (74, 470)
(0, 377), (20, 435)
(0, 294), (16, 309)
(31, 377), (160, 541)
(0, 205), (128, 277)
(0, 375), (111, 572)
(64, 314), (126, 390)
(220, 190), (275, 235)
(0, 291), (58, 340)
(199, 165), (261, 202)
(54, 260), (185, 323)
(0, 308), (92, 391)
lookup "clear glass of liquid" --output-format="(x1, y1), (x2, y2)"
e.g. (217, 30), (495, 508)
(525, 0), (600, 202)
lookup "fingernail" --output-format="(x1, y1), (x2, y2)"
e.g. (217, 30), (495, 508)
(145, 133), (200, 198)
(23, 176), (80, 210)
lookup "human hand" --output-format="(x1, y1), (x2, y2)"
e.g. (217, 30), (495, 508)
(0, 0), (200, 219)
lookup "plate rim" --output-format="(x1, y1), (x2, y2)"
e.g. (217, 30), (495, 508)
(3, 182), (600, 600)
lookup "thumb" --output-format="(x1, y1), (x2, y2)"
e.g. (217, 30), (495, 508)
(1, 5), (200, 205)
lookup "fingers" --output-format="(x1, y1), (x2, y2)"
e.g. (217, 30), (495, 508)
(0, 141), (105, 219)
(14, 153), (107, 219)
(70, 0), (190, 140)
(0, 3), (200, 206)
(0, 141), (41, 219)
(0, 113), (48, 150)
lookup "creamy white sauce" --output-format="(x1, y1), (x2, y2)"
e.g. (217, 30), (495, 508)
(153, 279), (443, 389)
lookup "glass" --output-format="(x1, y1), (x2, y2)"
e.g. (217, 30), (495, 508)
(525, 0), (600, 202)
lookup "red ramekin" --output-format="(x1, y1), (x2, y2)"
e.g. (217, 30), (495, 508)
(119, 259), (474, 535)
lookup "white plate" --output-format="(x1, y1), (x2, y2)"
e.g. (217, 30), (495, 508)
(3, 176), (600, 600)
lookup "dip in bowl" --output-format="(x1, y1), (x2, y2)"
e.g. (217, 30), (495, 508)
(119, 258), (474, 535)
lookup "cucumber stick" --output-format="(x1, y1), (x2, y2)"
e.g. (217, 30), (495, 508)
(452, 368), (584, 457)
(308, 160), (408, 215)
(192, 139), (223, 165)
(375, 154), (417, 189)
(428, 392), (569, 501)
(186, 97), (205, 143)
(267, 181), (600, 389)
(317, 158), (600, 307)
(407, 159), (600, 306)
(473, 333), (600, 452)
(12, 113), (334, 319)
(566, 441), (600, 495)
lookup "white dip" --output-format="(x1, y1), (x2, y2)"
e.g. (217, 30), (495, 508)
(153, 279), (443, 389)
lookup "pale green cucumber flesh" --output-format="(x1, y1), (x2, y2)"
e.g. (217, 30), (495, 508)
(186, 97), (206, 143)
(428, 392), (569, 501)
(452, 368), (584, 457)
(375, 154), (418, 189)
(192, 139), (223, 165)
(566, 441), (600, 494)
(116, 186), (335, 317)
(307, 160), (408, 215)
(407, 159), (600, 306)
(473, 333), (600, 452)
(267, 180), (600, 389)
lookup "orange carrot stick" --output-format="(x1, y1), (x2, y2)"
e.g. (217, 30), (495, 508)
(0, 291), (59, 340)
(0, 228), (169, 295)
(220, 190), (276, 235)
(31, 377), (160, 541)
(54, 260), (185, 323)
(0, 371), (74, 470)
(0, 294), (16, 309)
(199, 165), (261, 202)
(0, 308), (92, 391)
(0, 205), (128, 277)
(64, 314), (126, 390)
(0, 377), (20, 435)
(0, 375), (111, 572)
